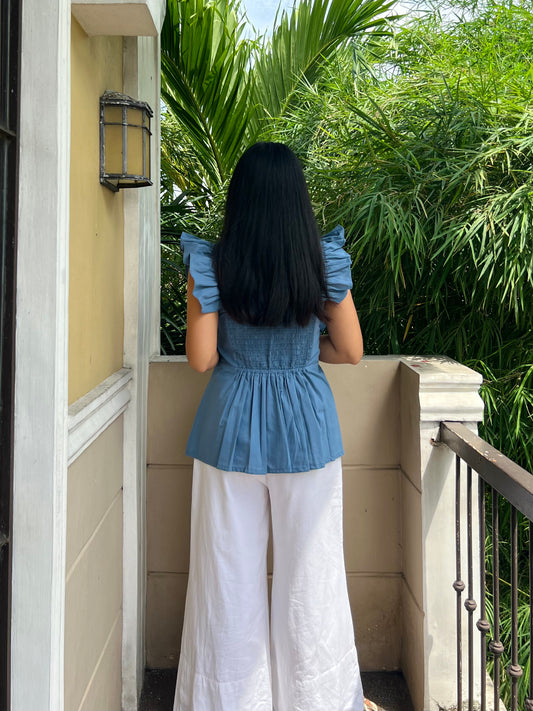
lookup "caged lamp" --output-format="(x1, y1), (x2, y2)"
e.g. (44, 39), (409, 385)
(99, 90), (153, 191)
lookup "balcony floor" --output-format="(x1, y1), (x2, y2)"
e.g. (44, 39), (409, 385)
(139, 668), (414, 711)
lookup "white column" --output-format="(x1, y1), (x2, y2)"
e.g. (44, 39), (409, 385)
(400, 357), (485, 711)
(122, 33), (162, 711)
(11, 1), (71, 709)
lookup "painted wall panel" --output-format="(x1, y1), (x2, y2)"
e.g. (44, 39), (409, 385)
(65, 415), (124, 711)
(146, 572), (188, 669)
(65, 495), (123, 710)
(69, 17), (124, 404)
(147, 464), (402, 577)
(147, 465), (192, 574)
(66, 416), (124, 571)
(78, 614), (123, 711)
(348, 574), (403, 671)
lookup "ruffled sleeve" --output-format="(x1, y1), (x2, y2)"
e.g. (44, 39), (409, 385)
(322, 225), (353, 303)
(180, 232), (221, 314)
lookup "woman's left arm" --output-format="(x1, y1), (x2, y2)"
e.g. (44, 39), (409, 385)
(185, 273), (219, 372)
(319, 291), (363, 365)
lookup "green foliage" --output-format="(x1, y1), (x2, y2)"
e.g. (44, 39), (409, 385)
(161, 0), (394, 194)
(252, 0), (395, 130)
(161, 0), (254, 193)
(160, 239), (187, 356)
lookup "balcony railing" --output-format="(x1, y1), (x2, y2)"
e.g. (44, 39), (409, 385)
(438, 421), (533, 711)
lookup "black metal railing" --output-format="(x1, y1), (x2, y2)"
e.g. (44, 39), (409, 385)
(0, 0), (21, 709)
(439, 422), (533, 711)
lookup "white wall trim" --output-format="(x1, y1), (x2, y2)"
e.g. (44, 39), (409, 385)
(68, 368), (133, 465)
(150, 354), (187, 363)
(122, 34), (162, 711)
(11, 1), (71, 709)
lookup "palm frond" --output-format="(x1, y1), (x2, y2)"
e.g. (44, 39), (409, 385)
(161, 0), (254, 189)
(252, 0), (397, 127)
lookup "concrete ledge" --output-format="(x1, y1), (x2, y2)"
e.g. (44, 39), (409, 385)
(71, 0), (166, 36)
(400, 356), (484, 422)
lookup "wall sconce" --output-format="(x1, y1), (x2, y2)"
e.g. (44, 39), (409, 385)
(100, 90), (153, 191)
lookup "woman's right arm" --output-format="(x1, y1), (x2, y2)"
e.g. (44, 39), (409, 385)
(319, 291), (363, 365)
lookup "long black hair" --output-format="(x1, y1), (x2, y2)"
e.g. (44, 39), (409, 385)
(213, 142), (328, 327)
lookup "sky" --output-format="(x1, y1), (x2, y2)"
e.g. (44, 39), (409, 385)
(243, 0), (295, 33)
(243, 1), (422, 35)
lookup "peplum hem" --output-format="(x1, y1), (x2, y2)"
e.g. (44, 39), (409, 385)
(185, 361), (344, 475)
(186, 452), (345, 476)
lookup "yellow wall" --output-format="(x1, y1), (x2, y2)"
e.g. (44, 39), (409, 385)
(69, 18), (124, 404)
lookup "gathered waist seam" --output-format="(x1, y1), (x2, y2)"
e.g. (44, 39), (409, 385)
(217, 361), (319, 375)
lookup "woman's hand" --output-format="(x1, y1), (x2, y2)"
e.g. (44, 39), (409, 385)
(319, 291), (363, 365)
(185, 273), (219, 372)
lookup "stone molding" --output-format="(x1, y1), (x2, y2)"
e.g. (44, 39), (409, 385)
(150, 354), (188, 363)
(401, 355), (484, 423)
(71, 0), (167, 36)
(121, 34), (162, 711)
(68, 367), (133, 465)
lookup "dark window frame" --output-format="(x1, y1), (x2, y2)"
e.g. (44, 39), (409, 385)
(0, 0), (21, 709)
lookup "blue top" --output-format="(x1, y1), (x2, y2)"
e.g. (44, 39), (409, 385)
(181, 225), (353, 474)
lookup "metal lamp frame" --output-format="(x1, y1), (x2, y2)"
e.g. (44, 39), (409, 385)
(99, 90), (153, 192)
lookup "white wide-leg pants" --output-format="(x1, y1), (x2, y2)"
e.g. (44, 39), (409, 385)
(173, 457), (364, 711)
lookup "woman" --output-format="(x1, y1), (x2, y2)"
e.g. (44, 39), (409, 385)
(173, 142), (364, 711)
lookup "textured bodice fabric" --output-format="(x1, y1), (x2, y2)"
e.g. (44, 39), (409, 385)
(181, 226), (352, 474)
